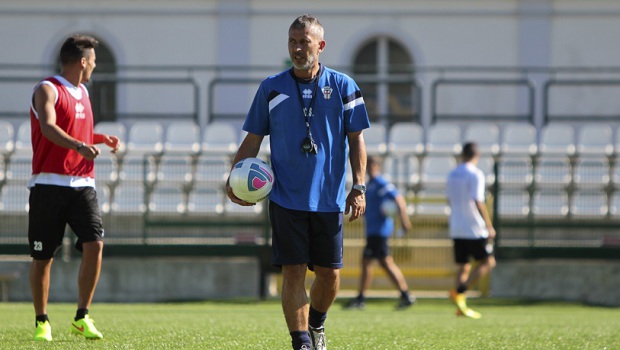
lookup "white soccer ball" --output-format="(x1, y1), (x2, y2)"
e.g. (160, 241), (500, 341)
(229, 157), (275, 203)
(380, 198), (398, 217)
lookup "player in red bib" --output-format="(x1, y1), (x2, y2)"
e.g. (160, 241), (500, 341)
(28, 35), (120, 342)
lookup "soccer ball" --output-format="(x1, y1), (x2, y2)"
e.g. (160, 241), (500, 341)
(380, 198), (398, 217)
(229, 157), (274, 203)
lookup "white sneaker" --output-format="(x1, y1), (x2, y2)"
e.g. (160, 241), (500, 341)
(309, 326), (326, 350)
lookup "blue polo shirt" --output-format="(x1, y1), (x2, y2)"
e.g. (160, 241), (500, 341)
(243, 65), (370, 212)
(365, 175), (399, 237)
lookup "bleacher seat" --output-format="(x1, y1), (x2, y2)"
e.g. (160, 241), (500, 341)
(425, 123), (462, 155)
(532, 190), (569, 218)
(497, 190), (530, 219)
(0, 121), (15, 156)
(476, 155), (496, 188)
(110, 183), (147, 213)
(500, 123), (537, 156)
(156, 154), (194, 186)
(576, 124), (614, 156)
(414, 189), (450, 216)
(148, 185), (186, 214)
(14, 121), (32, 155)
(201, 122), (238, 155)
(572, 157), (610, 190)
(0, 155), (5, 183)
(383, 155), (419, 191)
(387, 122), (424, 156)
(187, 188), (225, 215)
(615, 127), (620, 156)
(609, 192), (620, 216)
(126, 121), (163, 156)
(164, 121), (200, 155)
(94, 121), (126, 138)
(94, 121), (127, 156)
(118, 154), (157, 184)
(96, 185), (111, 214)
(5, 154), (32, 183)
(463, 123), (500, 156)
(0, 183), (30, 212)
(94, 156), (119, 187)
(420, 155), (456, 189)
(539, 123), (575, 156)
(224, 201), (264, 216)
(345, 161), (353, 189)
(534, 156), (572, 189)
(570, 190), (608, 218)
(193, 155), (230, 188)
(364, 124), (387, 156)
(612, 159), (620, 189)
(497, 155), (533, 189)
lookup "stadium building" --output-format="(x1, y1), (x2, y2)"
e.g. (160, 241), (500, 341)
(0, 0), (619, 305)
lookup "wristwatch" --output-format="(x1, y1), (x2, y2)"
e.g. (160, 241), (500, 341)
(352, 184), (366, 194)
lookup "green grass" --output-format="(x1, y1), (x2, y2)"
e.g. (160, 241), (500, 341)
(0, 298), (618, 349)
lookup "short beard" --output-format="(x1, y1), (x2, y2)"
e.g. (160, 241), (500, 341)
(292, 54), (316, 72)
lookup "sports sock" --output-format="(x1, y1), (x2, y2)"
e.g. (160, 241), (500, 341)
(308, 305), (327, 329)
(35, 314), (49, 326)
(75, 308), (89, 321)
(400, 290), (410, 301)
(457, 285), (467, 294)
(356, 293), (365, 302)
(290, 330), (311, 350)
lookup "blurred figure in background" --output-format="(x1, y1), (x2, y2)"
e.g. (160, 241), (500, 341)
(446, 142), (496, 319)
(346, 155), (414, 311)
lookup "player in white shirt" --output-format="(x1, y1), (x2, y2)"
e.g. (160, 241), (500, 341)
(446, 142), (496, 319)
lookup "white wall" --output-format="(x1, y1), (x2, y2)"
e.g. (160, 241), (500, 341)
(1, 0), (619, 126)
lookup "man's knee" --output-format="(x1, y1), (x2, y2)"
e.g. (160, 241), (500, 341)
(82, 240), (104, 253)
(282, 264), (308, 281)
(313, 266), (339, 283)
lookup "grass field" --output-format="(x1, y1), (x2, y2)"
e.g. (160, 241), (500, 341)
(0, 298), (617, 350)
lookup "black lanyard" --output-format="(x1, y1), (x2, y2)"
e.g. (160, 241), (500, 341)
(294, 76), (319, 135)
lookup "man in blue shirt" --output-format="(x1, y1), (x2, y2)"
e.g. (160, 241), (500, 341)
(226, 14), (370, 350)
(345, 155), (414, 311)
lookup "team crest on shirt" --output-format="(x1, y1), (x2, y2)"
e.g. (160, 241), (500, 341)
(322, 86), (332, 100)
(75, 102), (86, 119)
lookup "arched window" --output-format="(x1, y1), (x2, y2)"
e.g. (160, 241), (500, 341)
(56, 36), (117, 123)
(353, 37), (418, 125)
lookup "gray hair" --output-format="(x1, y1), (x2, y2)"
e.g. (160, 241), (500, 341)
(289, 14), (324, 39)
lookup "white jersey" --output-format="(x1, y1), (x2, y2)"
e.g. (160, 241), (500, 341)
(446, 162), (489, 239)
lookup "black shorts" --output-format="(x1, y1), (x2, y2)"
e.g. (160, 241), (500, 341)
(453, 238), (490, 264)
(269, 201), (343, 271)
(28, 185), (104, 260)
(363, 236), (390, 259)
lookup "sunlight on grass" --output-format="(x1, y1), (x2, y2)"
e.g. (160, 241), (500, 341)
(0, 299), (618, 349)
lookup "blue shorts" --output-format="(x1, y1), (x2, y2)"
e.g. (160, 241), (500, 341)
(363, 236), (390, 259)
(269, 201), (343, 270)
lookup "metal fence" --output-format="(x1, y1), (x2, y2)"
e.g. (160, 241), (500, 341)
(2, 149), (619, 294)
(493, 154), (620, 260)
